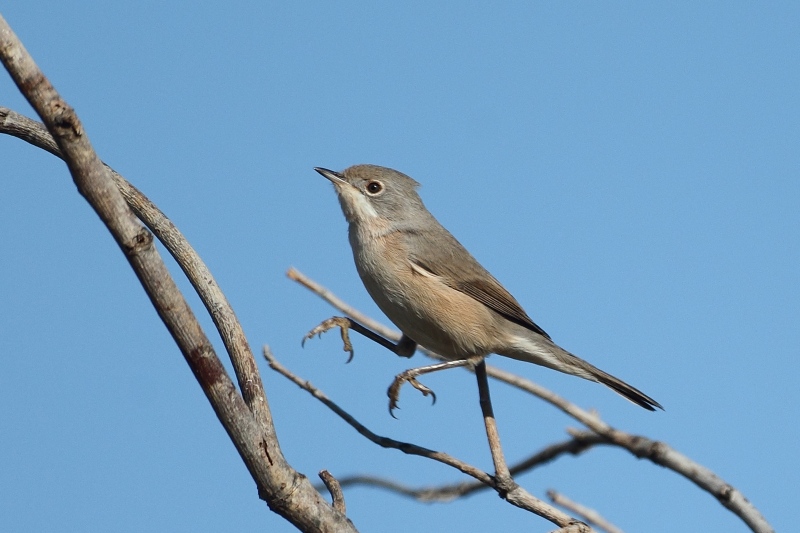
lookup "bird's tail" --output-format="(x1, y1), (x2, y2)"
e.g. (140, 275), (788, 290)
(586, 363), (663, 411)
(497, 330), (663, 411)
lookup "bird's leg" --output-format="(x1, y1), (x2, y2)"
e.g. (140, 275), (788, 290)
(387, 355), (485, 417)
(302, 316), (417, 363)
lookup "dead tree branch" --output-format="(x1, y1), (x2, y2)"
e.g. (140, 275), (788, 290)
(287, 267), (774, 533)
(330, 431), (606, 502)
(319, 470), (346, 514)
(264, 346), (593, 531)
(0, 106), (268, 424)
(547, 490), (624, 533)
(0, 17), (354, 533)
(474, 360), (514, 491)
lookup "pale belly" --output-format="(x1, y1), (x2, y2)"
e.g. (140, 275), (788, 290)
(355, 249), (502, 359)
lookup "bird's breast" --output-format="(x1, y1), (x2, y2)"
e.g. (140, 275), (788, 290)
(349, 227), (502, 359)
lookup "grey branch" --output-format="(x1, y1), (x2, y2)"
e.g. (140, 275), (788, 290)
(264, 346), (593, 531)
(319, 471), (346, 514)
(330, 431), (605, 502)
(0, 14), (772, 532)
(287, 267), (774, 533)
(474, 360), (515, 491)
(0, 106), (269, 426)
(547, 490), (624, 533)
(0, 17), (355, 533)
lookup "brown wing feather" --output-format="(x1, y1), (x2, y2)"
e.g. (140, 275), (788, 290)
(454, 276), (551, 339)
(411, 258), (551, 340)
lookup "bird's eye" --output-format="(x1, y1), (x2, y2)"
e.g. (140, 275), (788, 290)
(366, 181), (383, 195)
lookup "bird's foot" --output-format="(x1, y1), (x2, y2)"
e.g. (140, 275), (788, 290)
(301, 316), (355, 363)
(387, 370), (437, 417)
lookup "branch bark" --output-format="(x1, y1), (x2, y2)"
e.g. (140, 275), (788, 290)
(0, 106), (270, 427)
(0, 16), (354, 533)
(474, 360), (514, 490)
(265, 346), (593, 531)
(330, 431), (606, 502)
(287, 267), (775, 533)
(547, 490), (624, 533)
(0, 15), (774, 532)
(319, 470), (346, 514)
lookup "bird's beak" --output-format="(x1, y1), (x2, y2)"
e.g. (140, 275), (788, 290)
(314, 167), (346, 185)
(315, 166), (376, 222)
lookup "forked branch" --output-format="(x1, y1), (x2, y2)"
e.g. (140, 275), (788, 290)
(0, 18), (354, 533)
(264, 347), (592, 530)
(287, 267), (774, 533)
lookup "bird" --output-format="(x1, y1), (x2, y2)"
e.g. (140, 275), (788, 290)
(311, 164), (662, 412)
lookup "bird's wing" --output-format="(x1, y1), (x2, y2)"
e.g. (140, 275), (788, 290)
(407, 227), (551, 340)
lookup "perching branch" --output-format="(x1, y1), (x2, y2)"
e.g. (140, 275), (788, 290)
(331, 431), (605, 502)
(474, 360), (514, 491)
(264, 346), (495, 485)
(287, 267), (774, 533)
(492, 370), (774, 533)
(264, 346), (593, 531)
(0, 13), (773, 532)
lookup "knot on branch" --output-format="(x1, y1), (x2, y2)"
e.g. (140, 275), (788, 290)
(645, 440), (669, 463)
(715, 483), (736, 504)
(125, 226), (154, 254)
(49, 100), (82, 137)
(494, 476), (519, 498)
(262, 471), (307, 512)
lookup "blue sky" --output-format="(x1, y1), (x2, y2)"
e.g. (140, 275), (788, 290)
(1, 3), (796, 532)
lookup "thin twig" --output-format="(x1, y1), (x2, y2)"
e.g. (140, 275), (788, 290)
(549, 525), (600, 533)
(263, 346), (493, 485)
(264, 346), (592, 530)
(492, 369), (775, 533)
(287, 267), (775, 533)
(474, 360), (514, 491)
(547, 490), (624, 533)
(0, 107), (270, 430)
(289, 267), (400, 342)
(319, 470), (346, 514)
(0, 21), (354, 532)
(330, 431), (606, 502)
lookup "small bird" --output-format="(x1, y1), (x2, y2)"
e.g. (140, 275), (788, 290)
(313, 164), (662, 411)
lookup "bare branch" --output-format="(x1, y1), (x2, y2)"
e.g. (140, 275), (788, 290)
(263, 346), (493, 485)
(494, 371), (774, 533)
(319, 471), (346, 514)
(289, 267), (400, 341)
(474, 360), (514, 490)
(0, 18), (354, 532)
(549, 525), (601, 533)
(0, 106), (270, 429)
(264, 346), (593, 531)
(547, 490), (624, 533)
(332, 431), (606, 502)
(287, 268), (775, 533)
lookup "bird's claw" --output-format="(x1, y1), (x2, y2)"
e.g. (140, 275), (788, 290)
(387, 371), (437, 417)
(301, 316), (355, 363)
